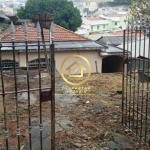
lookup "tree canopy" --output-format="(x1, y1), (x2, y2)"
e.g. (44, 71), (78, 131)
(17, 0), (82, 31)
(127, 0), (150, 28)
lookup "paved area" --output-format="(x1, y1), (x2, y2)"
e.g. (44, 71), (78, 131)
(24, 71), (79, 150)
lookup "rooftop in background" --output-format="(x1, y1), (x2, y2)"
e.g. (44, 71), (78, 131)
(106, 13), (126, 17)
(97, 35), (134, 46)
(111, 30), (145, 37)
(96, 31), (145, 46)
(1, 22), (89, 42)
(118, 37), (150, 58)
(86, 17), (106, 21)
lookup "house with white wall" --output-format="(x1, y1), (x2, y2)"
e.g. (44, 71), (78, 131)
(101, 12), (127, 30)
(0, 21), (124, 73)
(76, 11), (128, 40)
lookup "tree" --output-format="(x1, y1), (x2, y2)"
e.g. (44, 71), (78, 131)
(17, 0), (82, 31)
(127, 0), (150, 29)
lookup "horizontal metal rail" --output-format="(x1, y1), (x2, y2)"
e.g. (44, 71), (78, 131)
(0, 87), (51, 95)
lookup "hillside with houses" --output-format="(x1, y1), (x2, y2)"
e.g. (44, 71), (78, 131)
(70, 0), (129, 40)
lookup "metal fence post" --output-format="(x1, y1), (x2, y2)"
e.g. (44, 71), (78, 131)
(51, 42), (55, 150)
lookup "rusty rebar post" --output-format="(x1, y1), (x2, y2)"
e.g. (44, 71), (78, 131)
(32, 13), (54, 74)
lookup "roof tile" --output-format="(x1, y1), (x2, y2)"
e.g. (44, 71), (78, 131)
(1, 23), (88, 42)
(107, 13), (126, 17)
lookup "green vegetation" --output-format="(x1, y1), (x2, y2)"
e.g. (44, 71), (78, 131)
(128, 0), (150, 28)
(0, 23), (9, 30)
(17, 0), (82, 31)
(107, 0), (131, 6)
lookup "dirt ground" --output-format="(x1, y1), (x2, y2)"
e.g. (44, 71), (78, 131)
(55, 73), (149, 150)
(0, 69), (52, 149)
(0, 70), (149, 149)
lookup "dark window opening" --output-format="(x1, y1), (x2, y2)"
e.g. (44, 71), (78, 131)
(28, 58), (50, 68)
(102, 56), (123, 73)
(0, 59), (19, 69)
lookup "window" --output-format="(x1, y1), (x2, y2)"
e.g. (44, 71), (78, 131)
(103, 25), (105, 29)
(115, 22), (117, 25)
(91, 26), (93, 30)
(97, 25), (100, 30)
(29, 58), (50, 68)
(1, 60), (19, 69)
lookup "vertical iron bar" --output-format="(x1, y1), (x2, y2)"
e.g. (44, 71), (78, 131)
(11, 27), (20, 149)
(24, 24), (32, 150)
(125, 28), (129, 126)
(122, 30), (126, 124)
(40, 14), (50, 73)
(51, 42), (55, 150)
(136, 27), (142, 136)
(144, 27), (150, 142)
(132, 27), (137, 131)
(129, 27), (133, 129)
(0, 43), (9, 150)
(41, 27), (49, 71)
(37, 24), (43, 150)
(140, 29), (146, 141)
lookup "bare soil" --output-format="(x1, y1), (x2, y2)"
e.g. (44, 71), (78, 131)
(55, 73), (149, 150)
(0, 70), (149, 149)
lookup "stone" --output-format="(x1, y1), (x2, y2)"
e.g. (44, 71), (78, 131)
(18, 92), (37, 105)
(55, 94), (79, 107)
(113, 133), (132, 149)
(116, 106), (120, 108)
(82, 108), (86, 112)
(104, 132), (133, 150)
(82, 121), (93, 128)
(80, 133), (88, 138)
(74, 143), (83, 148)
(93, 102), (106, 114)
(124, 129), (130, 133)
(58, 116), (74, 130)
(107, 141), (122, 150)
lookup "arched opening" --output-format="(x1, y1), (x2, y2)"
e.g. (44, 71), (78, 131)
(28, 58), (50, 68)
(102, 56), (123, 73)
(0, 60), (19, 69)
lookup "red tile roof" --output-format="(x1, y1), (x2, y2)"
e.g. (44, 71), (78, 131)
(111, 31), (123, 36)
(111, 31), (144, 37)
(1, 23), (88, 42)
(107, 13), (126, 17)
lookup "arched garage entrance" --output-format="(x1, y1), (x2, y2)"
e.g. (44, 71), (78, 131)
(28, 58), (50, 68)
(102, 56), (123, 73)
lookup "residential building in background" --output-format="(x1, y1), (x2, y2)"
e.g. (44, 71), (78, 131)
(2, 6), (14, 15)
(69, 0), (114, 17)
(76, 11), (128, 40)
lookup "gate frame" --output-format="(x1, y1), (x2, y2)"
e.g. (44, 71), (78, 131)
(122, 28), (150, 148)
(0, 14), (56, 150)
